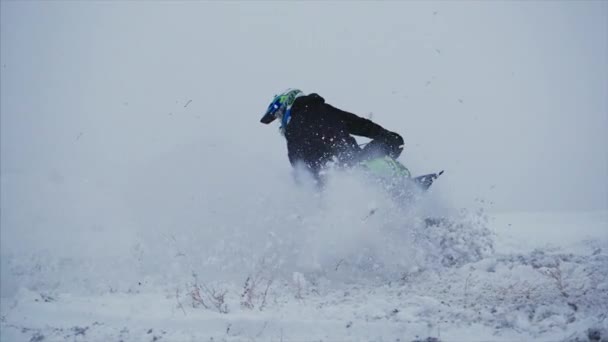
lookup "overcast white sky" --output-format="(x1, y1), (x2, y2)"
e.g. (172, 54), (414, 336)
(1, 1), (607, 217)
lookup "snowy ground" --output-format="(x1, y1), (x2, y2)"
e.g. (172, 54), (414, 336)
(1, 205), (606, 341)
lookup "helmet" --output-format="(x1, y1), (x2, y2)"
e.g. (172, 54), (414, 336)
(260, 89), (304, 128)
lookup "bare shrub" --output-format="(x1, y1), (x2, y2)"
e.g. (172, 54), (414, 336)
(189, 272), (229, 314)
(537, 259), (569, 299)
(240, 271), (273, 311)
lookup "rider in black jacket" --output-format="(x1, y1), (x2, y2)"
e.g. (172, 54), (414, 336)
(260, 89), (404, 181)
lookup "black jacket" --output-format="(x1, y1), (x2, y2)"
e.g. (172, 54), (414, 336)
(284, 93), (404, 177)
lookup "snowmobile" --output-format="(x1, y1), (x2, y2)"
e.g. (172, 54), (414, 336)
(361, 156), (443, 191)
(359, 155), (443, 202)
(358, 155), (445, 226)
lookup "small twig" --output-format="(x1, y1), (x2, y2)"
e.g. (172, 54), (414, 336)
(464, 272), (473, 309)
(256, 321), (269, 338)
(335, 259), (345, 271)
(259, 279), (273, 311)
(539, 260), (570, 298)
(176, 289), (187, 316)
(201, 283), (228, 313)
(191, 285), (209, 309)
(241, 276), (254, 309)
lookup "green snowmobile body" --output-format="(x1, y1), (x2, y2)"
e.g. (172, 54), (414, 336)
(360, 156), (443, 191)
(360, 156), (412, 179)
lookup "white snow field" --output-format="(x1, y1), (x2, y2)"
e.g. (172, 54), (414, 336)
(1, 205), (607, 342)
(1, 167), (607, 341)
(1, 1), (607, 341)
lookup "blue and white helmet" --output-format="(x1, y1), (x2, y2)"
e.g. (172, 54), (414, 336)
(260, 88), (304, 129)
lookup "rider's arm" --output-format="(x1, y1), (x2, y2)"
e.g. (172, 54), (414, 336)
(325, 104), (387, 138)
(325, 104), (405, 159)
